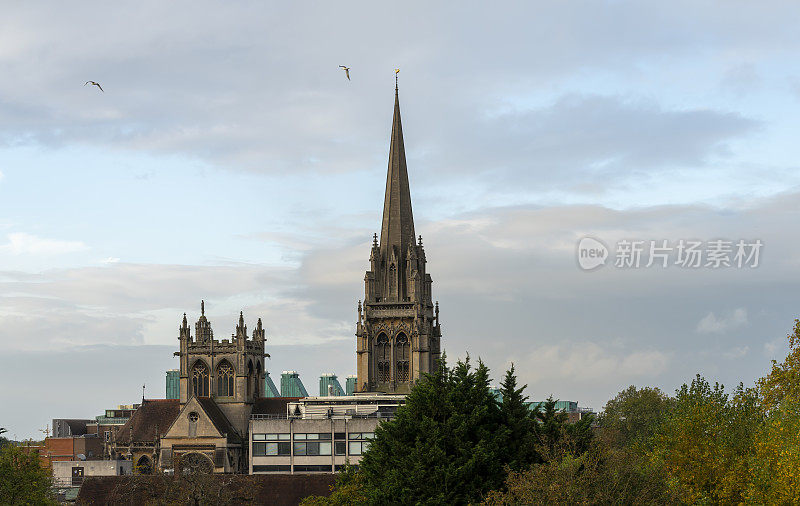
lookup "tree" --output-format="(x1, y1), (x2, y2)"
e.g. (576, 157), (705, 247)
(599, 385), (672, 451)
(748, 319), (800, 503)
(650, 375), (757, 504)
(483, 439), (677, 506)
(300, 463), (367, 506)
(0, 444), (55, 505)
(534, 397), (593, 457)
(357, 355), (505, 505)
(496, 364), (539, 471)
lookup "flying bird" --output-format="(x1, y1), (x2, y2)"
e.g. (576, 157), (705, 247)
(84, 81), (104, 92)
(339, 65), (350, 81)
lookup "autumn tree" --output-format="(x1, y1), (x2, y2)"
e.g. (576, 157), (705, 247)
(748, 319), (800, 503)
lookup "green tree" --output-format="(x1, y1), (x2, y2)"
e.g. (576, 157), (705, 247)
(599, 385), (672, 451)
(534, 397), (593, 457)
(0, 444), (55, 505)
(358, 355), (505, 505)
(496, 364), (539, 471)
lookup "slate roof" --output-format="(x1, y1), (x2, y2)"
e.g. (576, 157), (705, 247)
(195, 397), (241, 442)
(115, 399), (179, 445)
(251, 397), (301, 416)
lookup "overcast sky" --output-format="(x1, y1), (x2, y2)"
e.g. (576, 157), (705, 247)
(2, 1), (800, 439)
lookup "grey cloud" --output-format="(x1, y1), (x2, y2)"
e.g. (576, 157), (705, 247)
(2, 190), (800, 436)
(0, 1), (788, 186)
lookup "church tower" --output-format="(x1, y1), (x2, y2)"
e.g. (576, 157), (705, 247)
(177, 301), (267, 434)
(356, 87), (442, 394)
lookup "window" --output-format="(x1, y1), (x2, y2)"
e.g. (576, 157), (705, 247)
(295, 464), (334, 472)
(253, 464), (291, 473)
(253, 433), (289, 441)
(293, 441), (331, 456)
(253, 442), (290, 456)
(217, 361), (235, 397)
(396, 333), (410, 382)
(348, 432), (374, 440)
(188, 411), (199, 437)
(334, 441), (346, 456)
(349, 441), (363, 455)
(191, 362), (209, 397)
(376, 333), (390, 382)
(293, 433), (330, 440)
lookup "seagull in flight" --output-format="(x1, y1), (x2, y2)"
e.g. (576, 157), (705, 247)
(84, 81), (104, 92)
(339, 66), (350, 81)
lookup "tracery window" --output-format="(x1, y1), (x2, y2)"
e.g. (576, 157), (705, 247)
(396, 333), (410, 382)
(217, 361), (235, 397)
(191, 362), (209, 397)
(376, 333), (390, 382)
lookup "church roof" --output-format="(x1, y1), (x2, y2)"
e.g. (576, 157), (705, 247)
(115, 399), (179, 445)
(252, 397), (301, 416)
(195, 397), (242, 442)
(380, 87), (416, 259)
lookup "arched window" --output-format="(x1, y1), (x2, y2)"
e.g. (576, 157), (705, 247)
(396, 333), (410, 382)
(376, 333), (390, 382)
(217, 361), (235, 397)
(191, 362), (209, 398)
(136, 455), (152, 475)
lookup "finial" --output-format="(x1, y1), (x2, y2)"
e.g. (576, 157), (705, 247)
(418, 235), (423, 246)
(394, 68), (400, 90)
(373, 233), (378, 248)
(201, 300), (205, 316)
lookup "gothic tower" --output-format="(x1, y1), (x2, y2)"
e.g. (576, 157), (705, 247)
(356, 87), (442, 394)
(177, 301), (267, 434)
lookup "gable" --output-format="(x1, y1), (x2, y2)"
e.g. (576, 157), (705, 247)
(162, 397), (225, 440)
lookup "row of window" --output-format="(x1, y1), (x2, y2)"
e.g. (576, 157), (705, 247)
(253, 464), (359, 473)
(252, 440), (372, 457)
(253, 432), (374, 441)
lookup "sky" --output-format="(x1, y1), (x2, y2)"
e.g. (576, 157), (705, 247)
(2, 1), (800, 439)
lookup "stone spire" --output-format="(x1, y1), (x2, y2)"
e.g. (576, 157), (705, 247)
(380, 87), (416, 262)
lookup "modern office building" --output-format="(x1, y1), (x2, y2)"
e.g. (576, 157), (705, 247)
(166, 369), (180, 399)
(249, 394), (405, 474)
(319, 374), (345, 397)
(280, 371), (308, 397)
(265, 371), (280, 397)
(345, 375), (357, 396)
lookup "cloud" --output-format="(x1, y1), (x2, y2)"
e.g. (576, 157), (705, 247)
(723, 346), (750, 359)
(0, 233), (87, 255)
(521, 342), (671, 383)
(696, 308), (749, 334)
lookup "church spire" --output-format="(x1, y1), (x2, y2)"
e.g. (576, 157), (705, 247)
(380, 85), (416, 260)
